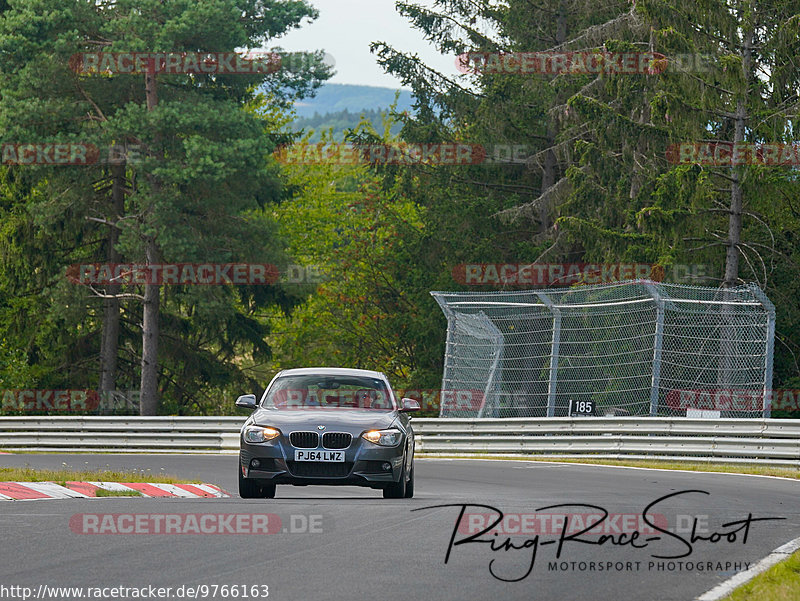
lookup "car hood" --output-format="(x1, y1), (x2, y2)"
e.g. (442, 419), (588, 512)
(250, 407), (398, 433)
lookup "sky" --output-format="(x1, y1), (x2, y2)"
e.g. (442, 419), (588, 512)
(271, 0), (462, 89)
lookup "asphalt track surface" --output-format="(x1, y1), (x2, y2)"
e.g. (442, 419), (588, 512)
(0, 454), (799, 601)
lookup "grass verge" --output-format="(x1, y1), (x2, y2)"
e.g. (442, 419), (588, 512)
(94, 489), (142, 497)
(0, 467), (199, 484)
(417, 454), (800, 479)
(722, 549), (800, 601)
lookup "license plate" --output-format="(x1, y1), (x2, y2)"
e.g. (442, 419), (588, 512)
(294, 450), (344, 462)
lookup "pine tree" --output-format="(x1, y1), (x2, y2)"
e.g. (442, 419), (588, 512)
(0, 0), (331, 414)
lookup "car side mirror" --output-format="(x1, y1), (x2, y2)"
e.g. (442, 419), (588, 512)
(235, 394), (257, 410)
(400, 398), (421, 412)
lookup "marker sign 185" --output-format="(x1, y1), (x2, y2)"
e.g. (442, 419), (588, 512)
(568, 399), (595, 417)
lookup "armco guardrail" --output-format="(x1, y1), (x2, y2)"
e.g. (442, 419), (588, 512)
(412, 417), (800, 466)
(0, 416), (797, 465)
(0, 417), (246, 453)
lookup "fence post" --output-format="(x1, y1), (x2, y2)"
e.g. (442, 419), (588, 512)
(536, 292), (560, 417)
(646, 286), (665, 416)
(431, 294), (455, 417)
(764, 310), (776, 419)
(750, 284), (775, 418)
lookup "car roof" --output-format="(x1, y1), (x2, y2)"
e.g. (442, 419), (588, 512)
(275, 367), (387, 380)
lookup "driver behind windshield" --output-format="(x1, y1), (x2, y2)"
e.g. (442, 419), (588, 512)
(265, 376), (392, 409)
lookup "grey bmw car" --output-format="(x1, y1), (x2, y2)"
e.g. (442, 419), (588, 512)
(236, 367), (419, 499)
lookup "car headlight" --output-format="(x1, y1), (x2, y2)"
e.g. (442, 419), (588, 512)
(243, 425), (281, 443)
(362, 428), (403, 447)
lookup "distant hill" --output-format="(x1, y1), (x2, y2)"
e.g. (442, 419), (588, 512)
(292, 108), (403, 142)
(292, 83), (414, 118)
(280, 83), (413, 142)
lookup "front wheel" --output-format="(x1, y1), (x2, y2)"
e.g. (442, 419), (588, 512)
(260, 482), (276, 498)
(383, 463), (407, 499)
(239, 468), (260, 498)
(239, 468), (277, 499)
(403, 463), (414, 498)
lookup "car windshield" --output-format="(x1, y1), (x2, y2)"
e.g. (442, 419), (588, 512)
(262, 375), (395, 411)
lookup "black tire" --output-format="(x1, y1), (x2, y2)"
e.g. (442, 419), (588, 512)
(383, 463), (407, 499)
(239, 468), (260, 498)
(239, 468), (277, 499)
(261, 481), (276, 498)
(403, 463), (414, 498)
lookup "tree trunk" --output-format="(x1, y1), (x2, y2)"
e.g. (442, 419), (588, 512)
(539, 123), (558, 232)
(718, 24), (753, 400)
(629, 31), (655, 202)
(723, 28), (752, 288)
(537, 2), (567, 233)
(139, 238), (160, 415)
(99, 162), (125, 407)
(723, 101), (745, 288)
(139, 68), (162, 416)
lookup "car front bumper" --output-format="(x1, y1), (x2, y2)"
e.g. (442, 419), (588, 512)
(240, 437), (406, 487)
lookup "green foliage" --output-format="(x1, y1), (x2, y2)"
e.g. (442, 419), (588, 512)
(0, 0), (330, 414)
(268, 120), (438, 387)
(360, 0), (800, 403)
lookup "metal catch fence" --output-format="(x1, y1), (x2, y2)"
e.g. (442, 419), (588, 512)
(431, 281), (775, 418)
